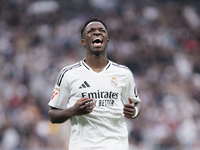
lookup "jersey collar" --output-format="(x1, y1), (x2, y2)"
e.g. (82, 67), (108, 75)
(81, 58), (112, 72)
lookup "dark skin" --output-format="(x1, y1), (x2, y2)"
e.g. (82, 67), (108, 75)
(49, 97), (95, 123)
(48, 21), (141, 124)
(81, 21), (109, 72)
(124, 98), (141, 119)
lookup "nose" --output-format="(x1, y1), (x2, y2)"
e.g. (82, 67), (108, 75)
(93, 29), (101, 35)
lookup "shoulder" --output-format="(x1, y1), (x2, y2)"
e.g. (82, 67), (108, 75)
(111, 61), (130, 72)
(60, 61), (82, 73)
(110, 61), (134, 77)
(56, 61), (82, 86)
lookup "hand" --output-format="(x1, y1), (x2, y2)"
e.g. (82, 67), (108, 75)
(123, 97), (135, 118)
(72, 97), (95, 116)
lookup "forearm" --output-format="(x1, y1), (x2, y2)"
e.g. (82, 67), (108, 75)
(48, 98), (95, 124)
(48, 107), (74, 124)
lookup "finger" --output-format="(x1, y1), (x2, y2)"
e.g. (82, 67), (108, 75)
(79, 98), (94, 105)
(124, 110), (134, 115)
(83, 98), (94, 104)
(124, 109), (135, 118)
(87, 105), (95, 111)
(124, 103), (135, 108)
(128, 97), (133, 104)
(86, 102), (95, 108)
(81, 101), (95, 109)
(124, 109), (135, 113)
(84, 104), (95, 114)
(85, 109), (93, 114)
(79, 97), (90, 102)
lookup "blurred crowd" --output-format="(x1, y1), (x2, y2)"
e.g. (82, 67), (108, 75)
(0, 0), (200, 150)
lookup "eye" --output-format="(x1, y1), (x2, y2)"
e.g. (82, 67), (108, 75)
(99, 29), (106, 33)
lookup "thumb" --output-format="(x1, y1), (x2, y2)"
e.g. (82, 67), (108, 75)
(128, 97), (133, 104)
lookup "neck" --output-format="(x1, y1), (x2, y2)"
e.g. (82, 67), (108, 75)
(85, 54), (108, 73)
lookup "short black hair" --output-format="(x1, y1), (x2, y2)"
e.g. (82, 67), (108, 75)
(81, 18), (107, 38)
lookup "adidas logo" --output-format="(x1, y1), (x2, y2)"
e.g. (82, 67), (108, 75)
(79, 81), (90, 89)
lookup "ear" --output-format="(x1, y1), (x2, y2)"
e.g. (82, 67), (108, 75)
(106, 39), (109, 46)
(81, 39), (86, 47)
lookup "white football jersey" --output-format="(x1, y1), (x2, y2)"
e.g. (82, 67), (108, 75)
(48, 59), (141, 150)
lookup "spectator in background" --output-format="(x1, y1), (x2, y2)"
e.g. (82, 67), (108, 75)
(0, 0), (200, 149)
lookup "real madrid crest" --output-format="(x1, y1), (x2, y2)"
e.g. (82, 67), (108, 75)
(111, 77), (118, 87)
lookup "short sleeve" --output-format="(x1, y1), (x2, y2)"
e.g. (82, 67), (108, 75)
(122, 70), (141, 104)
(48, 69), (70, 109)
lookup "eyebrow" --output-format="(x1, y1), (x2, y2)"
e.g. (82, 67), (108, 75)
(87, 27), (106, 32)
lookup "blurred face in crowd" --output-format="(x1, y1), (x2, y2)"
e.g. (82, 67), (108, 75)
(81, 21), (109, 55)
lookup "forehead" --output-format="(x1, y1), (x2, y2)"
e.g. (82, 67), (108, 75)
(85, 21), (106, 30)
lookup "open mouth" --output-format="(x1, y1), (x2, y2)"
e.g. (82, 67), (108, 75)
(92, 38), (103, 46)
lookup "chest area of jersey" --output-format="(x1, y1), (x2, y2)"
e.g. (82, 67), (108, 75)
(69, 74), (123, 106)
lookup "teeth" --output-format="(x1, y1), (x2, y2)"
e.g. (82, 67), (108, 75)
(93, 38), (102, 42)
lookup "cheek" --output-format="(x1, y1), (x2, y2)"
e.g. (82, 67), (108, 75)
(86, 38), (92, 45)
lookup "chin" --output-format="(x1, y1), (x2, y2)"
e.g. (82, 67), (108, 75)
(92, 51), (103, 56)
(93, 48), (107, 55)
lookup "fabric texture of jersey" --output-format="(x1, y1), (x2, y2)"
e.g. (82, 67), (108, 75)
(48, 59), (141, 150)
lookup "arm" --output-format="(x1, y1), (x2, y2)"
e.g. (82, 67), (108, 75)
(123, 97), (141, 119)
(48, 97), (95, 124)
(122, 70), (141, 119)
